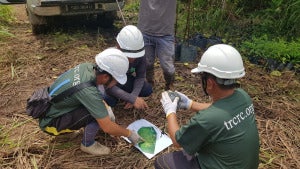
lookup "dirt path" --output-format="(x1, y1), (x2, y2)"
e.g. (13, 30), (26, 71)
(0, 4), (299, 169)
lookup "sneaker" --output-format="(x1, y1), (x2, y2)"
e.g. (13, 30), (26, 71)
(80, 141), (111, 155)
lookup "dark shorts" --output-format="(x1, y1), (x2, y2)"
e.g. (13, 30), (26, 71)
(45, 106), (95, 135)
(154, 150), (201, 169)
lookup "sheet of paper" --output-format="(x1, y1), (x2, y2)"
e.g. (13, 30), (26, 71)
(122, 119), (173, 159)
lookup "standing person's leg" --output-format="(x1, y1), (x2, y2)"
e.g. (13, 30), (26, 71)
(157, 35), (175, 90)
(154, 150), (201, 169)
(143, 34), (156, 86)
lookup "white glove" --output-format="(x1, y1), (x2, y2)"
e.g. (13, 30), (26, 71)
(160, 91), (179, 117)
(128, 130), (144, 145)
(175, 91), (193, 110)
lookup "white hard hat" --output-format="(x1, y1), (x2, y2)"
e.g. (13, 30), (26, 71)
(116, 25), (145, 58)
(191, 44), (245, 79)
(95, 48), (129, 84)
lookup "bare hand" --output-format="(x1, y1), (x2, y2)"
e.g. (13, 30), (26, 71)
(124, 102), (134, 109)
(133, 97), (149, 110)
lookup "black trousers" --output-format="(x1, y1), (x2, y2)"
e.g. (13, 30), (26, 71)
(154, 150), (201, 169)
(45, 106), (95, 135)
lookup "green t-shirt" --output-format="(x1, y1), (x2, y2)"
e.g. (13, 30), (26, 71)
(39, 63), (108, 130)
(175, 88), (259, 169)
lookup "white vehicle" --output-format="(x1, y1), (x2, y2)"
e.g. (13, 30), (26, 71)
(0, 0), (125, 34)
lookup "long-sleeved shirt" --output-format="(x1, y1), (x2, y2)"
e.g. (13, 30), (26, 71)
(105, 56), (146, 104)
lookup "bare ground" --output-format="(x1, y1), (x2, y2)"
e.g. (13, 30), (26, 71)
(0, 5), (299, 169)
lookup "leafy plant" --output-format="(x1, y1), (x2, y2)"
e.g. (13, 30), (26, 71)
(240, 35), (300, 68)
(138, 126), (157, 154)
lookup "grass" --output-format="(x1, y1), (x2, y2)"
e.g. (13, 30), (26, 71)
(0, 5), (15, 41)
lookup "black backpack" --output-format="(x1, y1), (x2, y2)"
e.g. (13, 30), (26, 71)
(26, 81), (94, 119)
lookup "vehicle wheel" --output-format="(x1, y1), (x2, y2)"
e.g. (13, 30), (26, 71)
(26, 6), (47, 34)
(32, 24), (47, 34)
(97, 11), (117, 28)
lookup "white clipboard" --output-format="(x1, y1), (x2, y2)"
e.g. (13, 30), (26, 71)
(122, 119), (173, 159)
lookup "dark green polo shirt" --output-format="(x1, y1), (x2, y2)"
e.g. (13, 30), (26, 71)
(176, 88), (259, 169)
(39, 63), (108, 130)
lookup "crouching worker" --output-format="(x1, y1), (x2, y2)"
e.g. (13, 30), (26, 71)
(39, 48), (143, 155)
(157, 44), (259, 169)
(103, 25), (152, 110)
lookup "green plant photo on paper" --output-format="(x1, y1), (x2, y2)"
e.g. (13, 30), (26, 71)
(138, 126), (157, 154)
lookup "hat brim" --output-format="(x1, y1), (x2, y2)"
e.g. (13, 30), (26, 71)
(191, 67), (202, 73)
(116, 76), (127, 85)
(124, 49), (145, 59)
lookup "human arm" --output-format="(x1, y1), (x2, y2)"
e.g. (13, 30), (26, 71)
(106, 85), (148, 109)
(123, 77), (148, 109)
(107, 58), (148, 109)
(97, 116), (130, 137)
(166, 113), (181, 147)
(106, 85), (135, 103)
(175, 91), (211, 111)
(160, 91), (181, 147)
(77, 88), (143, 144)
(130, 57), (146, 97)
(128, 57), (149, 109)
(190, 102), (211, 112)
(96, 116), (143, 144)
(124, 97), (148, 109)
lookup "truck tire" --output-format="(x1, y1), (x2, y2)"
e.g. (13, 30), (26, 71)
(31, 24), (47, 34)
(26, 7), (47, 34)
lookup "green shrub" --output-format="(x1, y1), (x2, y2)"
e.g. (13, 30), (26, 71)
(240, 35), (300, 65)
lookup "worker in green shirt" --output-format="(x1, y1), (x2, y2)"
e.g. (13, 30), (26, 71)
(157, 44), (259, 169)
(39, 48), (143, 155)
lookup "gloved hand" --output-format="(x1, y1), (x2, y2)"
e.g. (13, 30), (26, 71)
(175, 90), (193, 110)
(128, 130), (144, 145)
(160, 91), (179, 117)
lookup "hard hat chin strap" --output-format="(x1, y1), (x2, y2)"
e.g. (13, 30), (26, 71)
(216, 78), (236, 85)
(94, 65), (113, 87)
(201, 73), (209, 96)
(94, 65), (106, 75)
(120, 47), (145, 53)
(104, 75), (113, 87)
(202, 72), (241, 92)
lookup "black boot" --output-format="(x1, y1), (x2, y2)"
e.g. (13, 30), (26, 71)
(164, 73), (175, 91)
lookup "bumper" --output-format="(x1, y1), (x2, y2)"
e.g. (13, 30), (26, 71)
(30, 1), (124, 16)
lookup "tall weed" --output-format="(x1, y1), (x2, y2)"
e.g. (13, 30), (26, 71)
(253, 0), (300, 38)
